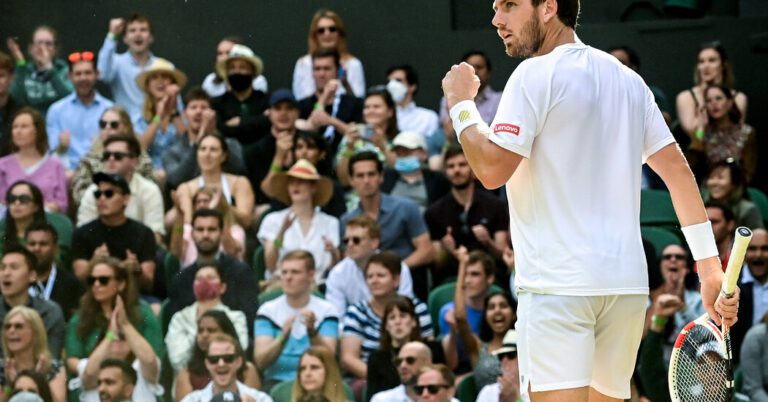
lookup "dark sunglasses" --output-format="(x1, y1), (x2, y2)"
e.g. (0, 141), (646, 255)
(206, 354), (238, 364)
(392, 356), (417, 366)
(344, 236), (363, 245)
(662, 253), (687, 261)
(316, 26), (337, 34)
(497, 351), (518, 361)
(68, 51), (94, 63)
(414, 384), (450, 395)
(94, 189), (122, 199)
(87, 275), (114, 286)
(99, 120), (120, 129)
(101, 151), (132, 161)
(4, 322), (25, 331)
(6, 194), (33, 204)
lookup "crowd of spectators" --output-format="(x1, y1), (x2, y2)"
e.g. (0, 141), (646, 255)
(0, 7), (763, 402)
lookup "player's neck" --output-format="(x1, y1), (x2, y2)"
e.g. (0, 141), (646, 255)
(535, 26), (575, 57)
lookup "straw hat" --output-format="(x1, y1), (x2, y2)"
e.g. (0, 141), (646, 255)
(270, 159), (333, 207)
(136, 58), (188, 92)
(492, 329), (518, 355)
(216, 44), (264, 79)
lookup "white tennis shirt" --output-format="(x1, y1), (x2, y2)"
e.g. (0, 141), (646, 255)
(488, 37), (674, 296)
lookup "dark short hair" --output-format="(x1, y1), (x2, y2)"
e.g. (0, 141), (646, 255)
(0, 51), (13, 74)
(126, 12), (152, 34)
(365, 251), (401, 277)
(311, 47), (340, 70)
(184, 87), (212, 108)
(192, 208), (224, 230)
(2, 245), (38, 274)
(103, 133), (141, 159)
(443, 144), (465, 164)
(196, 261), (225, 281)
(386, 64), (419, 92)
(282, 249), (316, 272)
(462, 50), (492, 71)
(348, 151), (383, 177)
(100, 358), (138, 386)
(532, 0), (580, 28)
(705, 200), (735, 223)
(24, 221), (59, 244)
(607, 45), (640, 69)
(468, 250), (496, 277)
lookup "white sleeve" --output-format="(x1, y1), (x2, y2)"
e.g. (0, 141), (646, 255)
(253, 75), (269, 93)
(642, 86), (676, 163)
(292, 56), (315, 100)
(257, 211), (282, 243)
(76, 186), (97, 226)
(344, 57), (366, 98)
(165, 313), (194, 372)
(398, 263), (415, 298)
(324, 265), (347, 317)
(488, 61), (547, 159)
(230, 310), (250, 350)
(142, 182), (166, 235)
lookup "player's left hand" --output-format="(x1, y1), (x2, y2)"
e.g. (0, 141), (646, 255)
(442, 62), (480, 109)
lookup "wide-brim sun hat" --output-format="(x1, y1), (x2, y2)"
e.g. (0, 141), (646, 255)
(136, 58), (188, 92)
(270, 159), (333, 207)
(492, 329), (518, 355)
(216, 44), (264, 79)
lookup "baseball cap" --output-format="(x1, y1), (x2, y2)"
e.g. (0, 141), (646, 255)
(269, 89), (298, 108)
(93, 172), (131, 194)
(392, 131), (427, 150)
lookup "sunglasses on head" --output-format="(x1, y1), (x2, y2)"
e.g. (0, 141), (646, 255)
(4, 322), (25, 331)
(316, 26), (337, 34)
(87, 275), (113, 286)
(413, 384), (450, 395)
(344, 236), (363, 245)
(206, 353), (238, 364)
(68, 51), (94, 63)
(94, 189), (122, 199)
(99, 120), (120, 129)
(662, 253), (687, 261)
(6, 194), (33, 204)
(392, 356), (417, 366)
(101, 151), (132, 162)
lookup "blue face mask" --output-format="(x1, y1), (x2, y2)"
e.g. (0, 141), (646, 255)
(394, 156), (421, 173)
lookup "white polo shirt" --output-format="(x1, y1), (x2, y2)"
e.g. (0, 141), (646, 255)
(488, 36), (674, 296)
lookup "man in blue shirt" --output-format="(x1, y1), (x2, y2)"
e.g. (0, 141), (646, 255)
(438, 250), (496, 337)
(97, 13), (160, 120)
(46, 50), (113, 171)
(341, 151), (435, 299)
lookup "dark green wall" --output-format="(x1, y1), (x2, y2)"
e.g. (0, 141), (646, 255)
(1, 1), (767, 188)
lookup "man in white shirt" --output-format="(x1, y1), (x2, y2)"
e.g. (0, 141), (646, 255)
(476, 330), (528, 402)
(77, 133), (165, 243)
(181, 334), (273, 402)
(441, 0), (738, 401)
(96, 359), (137, 402)
(386, 64), (438, 140)
(325, 215), (413, 317)
(371, 342), (432, 402)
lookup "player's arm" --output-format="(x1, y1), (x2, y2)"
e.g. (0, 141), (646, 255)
(442, 62), (522, 189)
(646, 143), (737, 326)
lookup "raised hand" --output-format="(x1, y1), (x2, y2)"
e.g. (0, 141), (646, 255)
(442, 62), (481, 109)
(109, 18), (126, 36)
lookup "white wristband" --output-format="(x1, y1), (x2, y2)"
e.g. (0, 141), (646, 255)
(681, 221), (718, 261)
(449, 100), (484, 144)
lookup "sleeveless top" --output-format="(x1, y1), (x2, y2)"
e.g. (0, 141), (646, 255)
(473, 344), (502, 389)
(197, 174), (234, 205)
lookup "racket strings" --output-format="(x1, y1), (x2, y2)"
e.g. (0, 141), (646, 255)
(671, 324), (731, 402)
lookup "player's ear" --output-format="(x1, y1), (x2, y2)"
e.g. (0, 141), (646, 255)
(542, 0), (559, 23)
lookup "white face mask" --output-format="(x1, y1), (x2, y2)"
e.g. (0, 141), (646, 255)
(386, 79), (408, 104)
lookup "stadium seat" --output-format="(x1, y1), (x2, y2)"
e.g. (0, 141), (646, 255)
(427, 282), (505, 334)
(269, 380), (355, 402)
(164, 251), (181, 296)
(455, 374), (479, 402)
(252, 245), (266, 283)
(640, 189), (678, 226)
(748, 187), (768, 227)
(641, 226), (681, 258)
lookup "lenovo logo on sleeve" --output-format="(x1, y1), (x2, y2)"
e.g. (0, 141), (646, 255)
(493, 123), (520, 135)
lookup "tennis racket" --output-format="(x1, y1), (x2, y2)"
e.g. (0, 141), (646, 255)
(668, 226), (753, 402)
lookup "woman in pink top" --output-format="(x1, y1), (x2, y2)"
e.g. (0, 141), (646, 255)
(0, 107), (68, 212)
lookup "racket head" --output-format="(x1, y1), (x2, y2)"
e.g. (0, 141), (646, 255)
(668, 314), (734, 402)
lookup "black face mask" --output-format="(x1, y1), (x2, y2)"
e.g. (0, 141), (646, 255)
(228, 73), (253, 92)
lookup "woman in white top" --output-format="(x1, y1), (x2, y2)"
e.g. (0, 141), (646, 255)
(201, 36), (268, 97)
(292, 9), (365, 100)
(176, 133), (255, 228)
(257, 159), (340, 282)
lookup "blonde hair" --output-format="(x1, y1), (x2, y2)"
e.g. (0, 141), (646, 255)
(141, 71), (180, 122)
(307, 9), (351, 61)
(292, 346), (346, 402)
(2, 306), (52, 373)
(101, 106), (136, 137)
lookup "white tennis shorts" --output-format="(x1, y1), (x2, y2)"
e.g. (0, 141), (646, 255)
(516, 293), (647, 399)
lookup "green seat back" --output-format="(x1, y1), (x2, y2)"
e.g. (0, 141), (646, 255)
(748, 187), (768, 227)
(641, 226), (681, 258)
(640, 189), (679, 226)
(455, 374), (479, 402)
(252, 245), (266, 283)
(269, 380), (355, 402)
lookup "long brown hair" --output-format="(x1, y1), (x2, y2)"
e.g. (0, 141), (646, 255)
(77, 256), (141, 339)
(307, 9), (351, 61)
(292, 346), (346, 402)
(379, 296), (422, 353)
(11, 107), (49, 155)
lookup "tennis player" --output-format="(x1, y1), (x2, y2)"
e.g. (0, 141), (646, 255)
(441, 1), (740, 401)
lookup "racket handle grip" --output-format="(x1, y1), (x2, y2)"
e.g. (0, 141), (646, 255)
(722, 226), (753, 296)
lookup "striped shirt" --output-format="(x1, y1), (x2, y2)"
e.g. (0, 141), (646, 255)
(343, 298), (433, 362)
